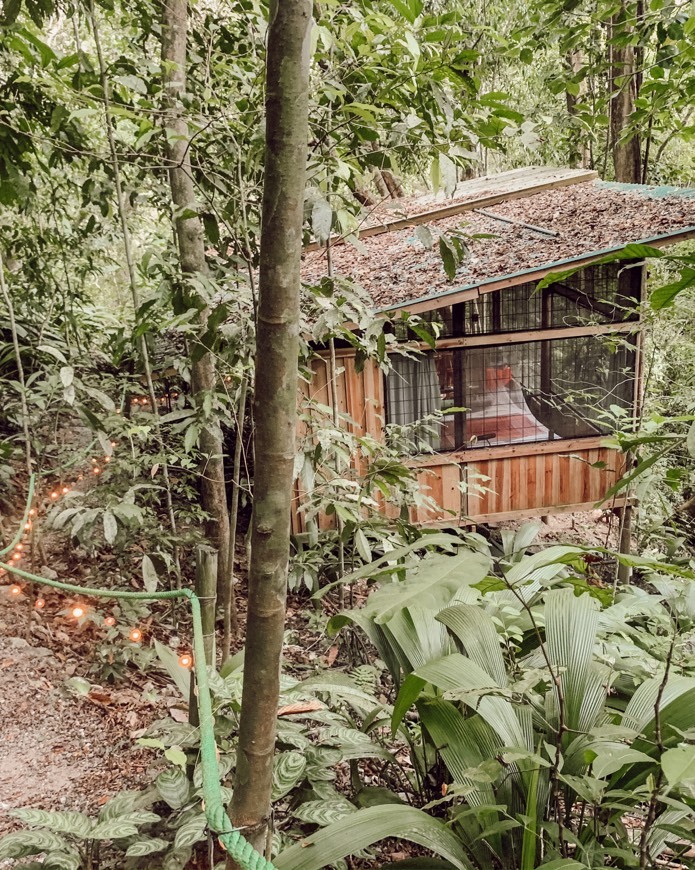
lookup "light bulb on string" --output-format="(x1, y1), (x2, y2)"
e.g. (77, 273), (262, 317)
(104, 457), (111, 463)
(93, 467), (101, 475)
(24, 522), (31, 531)
(178, 653), (193, 669)
(62, 486), (70, 495)
(110, 441), (117, 447)
(50, 491), (59, 499)
(29, 509), (36, 517)
(12, 552), (21, 561)
(72, 605), (85, 619)
(15, 543), (23, 551)
(104, 616), (116, 627)
(35, 598), (45, 610)
(129, 627), (142, 643)
(9, 585), (22, 596)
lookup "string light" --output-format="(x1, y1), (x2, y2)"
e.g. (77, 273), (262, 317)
(104, 616), (116, 627)
(29, 509), (36, 517)
(9, 585), (22, 596)
(12, 552), (21, 561)
(62, 486), (70, 495)
(91, 458), (97, 464)
(104, 456), (111, 463)
(35, 598), (45, 609)
(178, 653), (193, 669)
(50, 491), (59, 499)
(110, 441), (117, 447)
(72, 605), (85, 619)
(24, 522), (31, 531)
(15, 543), (23, 551)
(129, 628), (142, 643)
(93, 467), (101, 475)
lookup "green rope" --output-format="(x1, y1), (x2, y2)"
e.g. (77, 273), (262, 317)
(1, 476), (274, 870)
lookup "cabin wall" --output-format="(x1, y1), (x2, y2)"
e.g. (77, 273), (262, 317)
(293, 351), (629, 532)
(292, 353), (384, 534)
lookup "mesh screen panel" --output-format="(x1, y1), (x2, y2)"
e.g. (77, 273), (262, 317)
(393, 262), (640, 341)
(385, 334), (636, 451)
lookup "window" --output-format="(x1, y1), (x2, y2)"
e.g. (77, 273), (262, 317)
(385, 334), (636, 452)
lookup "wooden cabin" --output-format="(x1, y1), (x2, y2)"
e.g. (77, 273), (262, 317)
(295, 167), (695, 529)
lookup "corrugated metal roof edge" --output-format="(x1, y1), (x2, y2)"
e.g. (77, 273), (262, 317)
(373, 225), (695, 315)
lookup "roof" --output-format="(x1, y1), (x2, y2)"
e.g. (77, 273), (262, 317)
(301, 168), (695, 314)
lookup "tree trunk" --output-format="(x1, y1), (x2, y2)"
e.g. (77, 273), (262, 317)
(228, 0), (311, 859)
(609, 10), (641, 182)
(161, 0), (230, 595)
(564, 51), (589, 169)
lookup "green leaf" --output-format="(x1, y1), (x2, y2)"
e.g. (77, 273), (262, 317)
(436, 604), (507, 686)
(686, 421), (695, 459)
(439, 234), (458, 281)
(103, 511), (118, 545)
(125, 837), (170, 857)
(0, 831), (69, 859)
(60, 366), (74, 388)
(142, 554), (159, 593)
(155, 638), (191, 699)
(650, 267), (695, 310)
(90, 818), (141, 839)
(98, 789), (155, 821)
(537, 861), (588, 869)
(43, 851), (82, 870)
(173, 813), (207, 850)
(311, 198), (333, 243)
(164, 746), (188, 769)
(415, 225), (434, 249)
(11, 810), (93, 839)
(365, 550), (491, 624)
(272, 751), (308, 800)
(274, 805), (473, 870)
(156, 767), (191, 809)
(662, 746), (695, 786)
(37, 344), (67, 364)
(293, 799), (356, 827)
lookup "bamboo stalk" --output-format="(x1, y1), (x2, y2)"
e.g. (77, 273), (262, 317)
(188, 543), (218, 727)
(228, 0), (312, 859)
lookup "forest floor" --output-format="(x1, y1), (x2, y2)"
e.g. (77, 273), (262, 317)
(0, 507), (620, 840)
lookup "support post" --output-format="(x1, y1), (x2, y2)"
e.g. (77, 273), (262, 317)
(189, 545), (218, 727)
(617, 504), (633, 585)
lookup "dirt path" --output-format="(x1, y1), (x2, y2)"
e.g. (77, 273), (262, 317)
(0, 590), (158, 836)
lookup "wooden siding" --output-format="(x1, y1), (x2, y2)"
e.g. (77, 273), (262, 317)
(292, 350), (627, 532)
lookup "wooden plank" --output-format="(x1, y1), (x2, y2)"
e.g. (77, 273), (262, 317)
(406, 435), (611, 467)
(464, 498), (631, 525)
(304, 168), (598, 251)
(410, 321), (637, 351)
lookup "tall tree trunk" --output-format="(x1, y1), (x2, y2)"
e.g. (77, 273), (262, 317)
(228, 0), (311, 859)
(161, 0), (230, 596)
(609, 8), (642, 182)
(564, 51), (589, 169)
